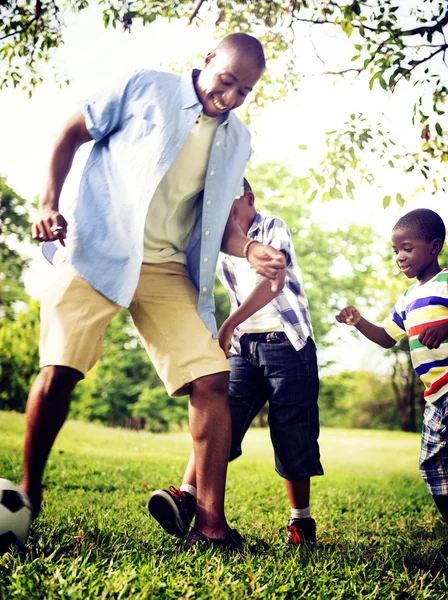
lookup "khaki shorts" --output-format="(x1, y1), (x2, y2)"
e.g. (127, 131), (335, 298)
(40, 252), (229, 396)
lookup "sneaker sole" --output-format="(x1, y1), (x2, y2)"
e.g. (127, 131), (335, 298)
(148, 490), (189, 538)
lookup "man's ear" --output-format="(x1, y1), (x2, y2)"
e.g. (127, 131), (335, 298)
(247, 192), (255, 207)
(431, 238), (443, 255)
(204, 51), (216, 66)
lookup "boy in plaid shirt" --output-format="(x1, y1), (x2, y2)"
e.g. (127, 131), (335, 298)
(149, 179), (324, 550)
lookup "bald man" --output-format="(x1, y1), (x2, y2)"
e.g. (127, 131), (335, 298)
(26, 33), (286, 552)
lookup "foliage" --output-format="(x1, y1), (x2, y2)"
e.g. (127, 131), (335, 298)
(0, 176), (30, 316)
(70, 310), (161, 425)
(1, 1), (447, 203)
(318, 370), (416, 431)
(130, 387), (188, 433)
(0, 299), (39, 412)
(246, 161), (385, 343)
(2, 412), (448, 598)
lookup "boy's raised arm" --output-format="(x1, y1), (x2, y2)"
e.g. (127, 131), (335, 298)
(336, 305), (396, 349)
(218, 269), (286, 357)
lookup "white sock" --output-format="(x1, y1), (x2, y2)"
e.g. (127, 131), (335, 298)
(291, 506), (311, 519)
(180, 484), (197, 498)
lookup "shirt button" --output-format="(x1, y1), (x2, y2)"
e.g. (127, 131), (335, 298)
(202, 286), (207, 292)
(203, 257), (208, 263)
(206, 200), (211, 206)
(204, 230), (210, 236)
(209, 171), (215, 176)
(215, 141), (221, 146)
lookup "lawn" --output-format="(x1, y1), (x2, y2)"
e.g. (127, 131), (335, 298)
(0, 410), (447, 599)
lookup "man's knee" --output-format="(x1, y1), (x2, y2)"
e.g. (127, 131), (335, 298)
(191, 371), (229, 405)
(36, 365), (82, 398)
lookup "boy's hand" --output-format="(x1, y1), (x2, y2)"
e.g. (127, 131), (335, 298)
(336, 306), (362, 326)
(218, 319), (235, 358)
(418, 321), (448, 349)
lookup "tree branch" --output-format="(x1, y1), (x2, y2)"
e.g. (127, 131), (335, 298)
(188, 0), (206, 25)
(0, 0), (41, 41)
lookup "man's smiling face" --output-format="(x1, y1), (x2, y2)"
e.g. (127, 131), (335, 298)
(195, 49), (264, 118)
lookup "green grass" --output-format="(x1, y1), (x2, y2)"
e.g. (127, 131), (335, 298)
(0, 411), (447, 599)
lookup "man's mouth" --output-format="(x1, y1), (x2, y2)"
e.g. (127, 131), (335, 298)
(212, 96), (228, 111)
(400, 265), (411, 272)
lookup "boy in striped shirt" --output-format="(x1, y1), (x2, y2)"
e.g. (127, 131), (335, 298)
(336, 208), (448, 555)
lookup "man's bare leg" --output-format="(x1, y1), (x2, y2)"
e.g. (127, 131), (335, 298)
(21, 365), (82, 518)
(188, 371), (231, 539)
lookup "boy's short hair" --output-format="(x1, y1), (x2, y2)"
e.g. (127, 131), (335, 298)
(393, 209), (446, 247)
(243, 178), (252, 195)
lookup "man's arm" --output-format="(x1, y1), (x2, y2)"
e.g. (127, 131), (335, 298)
(32, 111), (93, 245)
(220, 213), (286, 291)
(218, 269), (286, 357)
(336, 305), (396, 349)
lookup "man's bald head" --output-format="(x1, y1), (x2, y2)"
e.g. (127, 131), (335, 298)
(215, 33), (266, 72)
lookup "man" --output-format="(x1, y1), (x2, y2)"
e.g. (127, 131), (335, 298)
(25, 33), (286, 552)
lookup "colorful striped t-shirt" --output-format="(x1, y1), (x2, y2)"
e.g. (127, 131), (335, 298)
(381, 268), (448, 404)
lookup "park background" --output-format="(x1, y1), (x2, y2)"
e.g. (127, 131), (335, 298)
(1, 0), (447, 434)
(1, 2), (448, 597)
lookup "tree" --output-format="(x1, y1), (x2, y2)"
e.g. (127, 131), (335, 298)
(245, 161), (385, 344)
(0, 299), (39, 412)
(0, 176), (31, 317)
(319, 370), (401, 430)
(2, 1), (446, 202)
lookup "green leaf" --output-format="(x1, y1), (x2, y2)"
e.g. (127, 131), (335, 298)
(396, 193), (405, 207)
(307, 189), (318, 203)
(298, 144), (307, 150)
(435, 122), (443, 136)
(382, 195), (391, 209)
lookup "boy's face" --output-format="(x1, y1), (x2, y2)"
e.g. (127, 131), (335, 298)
(195, 49), (263, 118)
(391, 227), (438, 281)
(231, 192), (255, 226)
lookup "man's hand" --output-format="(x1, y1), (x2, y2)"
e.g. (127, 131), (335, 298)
(247, 243), (286, 292)
(336, 305), (362, 326)
(418, 322), (448, 349)
(218, 318), (235, 358)
(32, 208), (68, 246)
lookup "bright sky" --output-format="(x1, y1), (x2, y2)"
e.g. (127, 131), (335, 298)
(1, 2), (446, 373)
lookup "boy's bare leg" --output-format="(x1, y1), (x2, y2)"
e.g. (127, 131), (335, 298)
(21, 365), (82, 518)
(182, 450), (197, 488)
(285, 479), (310, 509)
(433, 495), (448, 524)
(188, 371), (231, 538)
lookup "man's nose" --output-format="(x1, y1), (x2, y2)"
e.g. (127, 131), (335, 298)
(222, 88), (237, 108)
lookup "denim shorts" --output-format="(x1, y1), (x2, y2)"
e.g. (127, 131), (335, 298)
(420, 392), (448, 496)
(228, 333), (324, 480)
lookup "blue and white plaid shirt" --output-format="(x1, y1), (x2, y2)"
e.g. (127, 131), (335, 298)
(217, 212), (314, 353)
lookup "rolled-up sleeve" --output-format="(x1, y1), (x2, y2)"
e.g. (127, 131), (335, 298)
(81, 69), (147, 142)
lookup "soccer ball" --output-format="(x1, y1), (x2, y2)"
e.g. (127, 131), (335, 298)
(0, 479), (32, 553)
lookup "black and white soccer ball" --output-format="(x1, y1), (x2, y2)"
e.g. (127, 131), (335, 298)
(0, 479), (32, 553)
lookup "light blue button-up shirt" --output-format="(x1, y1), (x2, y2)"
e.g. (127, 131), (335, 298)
(65, 68), (251, 336)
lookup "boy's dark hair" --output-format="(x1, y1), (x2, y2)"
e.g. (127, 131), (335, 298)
(243, 178), (253, 195)
(393, 209), (446, 247)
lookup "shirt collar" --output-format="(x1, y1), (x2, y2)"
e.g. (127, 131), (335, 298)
(247, 212), (263, 237)
(180, 69), (230, 125)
